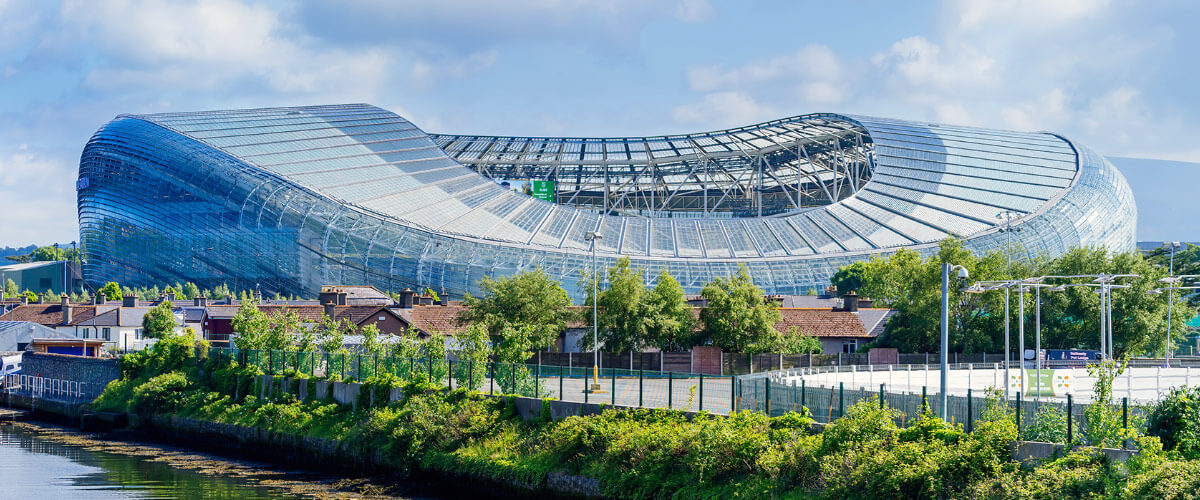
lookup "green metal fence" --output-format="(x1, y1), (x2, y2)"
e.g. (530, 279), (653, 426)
(205, 347), (738, 414)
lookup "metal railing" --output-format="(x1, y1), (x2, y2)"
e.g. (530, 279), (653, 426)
(2, 374), (89, 403)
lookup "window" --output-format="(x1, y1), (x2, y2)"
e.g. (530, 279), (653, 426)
(83, 328), (90, 339)
(842, 340), (858, 353)
(134, 328), (143, 340)
(102, 327), (111, 340)
(378, 316), (385, 321)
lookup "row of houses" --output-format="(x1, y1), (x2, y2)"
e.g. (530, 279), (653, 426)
(0, 286), (891, 354)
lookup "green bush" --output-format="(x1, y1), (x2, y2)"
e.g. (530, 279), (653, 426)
(1147, 385), (1200, 458)
(129, 372), (190, 417)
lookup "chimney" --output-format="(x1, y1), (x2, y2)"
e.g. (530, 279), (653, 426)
(167, 290), (176, 302)
(323, 301), (335, 318)
(21, 294), (28, 305)
(96, 292), (105, 305)
(36, 293), (43, 304)
(122, 295), (136, 308)
(858, 297), (873, 309)
(61, 294), (71, 325)
(843, 291), (859, 313)
(399, 288), (414, 308)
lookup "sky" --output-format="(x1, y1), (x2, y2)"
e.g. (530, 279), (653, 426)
(1, 0), (1198, 245)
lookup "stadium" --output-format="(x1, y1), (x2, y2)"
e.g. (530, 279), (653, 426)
(76, 104), (1136, 299)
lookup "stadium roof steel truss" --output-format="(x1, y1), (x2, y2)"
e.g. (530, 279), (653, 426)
(429, 114), (872, 217)
(77, 104), (1136, 300)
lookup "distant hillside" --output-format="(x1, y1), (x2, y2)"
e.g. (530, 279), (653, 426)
(1107, 157), (1200, 242)
(0, 245), (36, 258)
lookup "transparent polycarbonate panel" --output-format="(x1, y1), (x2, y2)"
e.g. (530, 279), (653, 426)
(806, 210), (871, 250)
(595, 216), (622, 252)
(788, 216), (841, 253)
(621, 217), (648, 255)
(674, 221), (703, 257)
(765, 218), (813, 255)
(743, 220), (786, 256)
(722, 221), (759, 257)
(561, 212), (599, 250)
(826, 203), (911, 248)
(649, 220), (675, 257)
(838, 197), (943, 244)
(698, 221), (732, 258)
(530, 208), (575, 247)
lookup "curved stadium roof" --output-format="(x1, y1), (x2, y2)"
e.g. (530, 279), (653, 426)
(77, 104), (1136, 299)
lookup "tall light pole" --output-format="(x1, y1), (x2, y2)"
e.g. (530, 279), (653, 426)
(1154, 274), (1199, 362)
(585, 231), (603, 392)
(941, 262), (969, 418)
(1167, 242), (1179, 359)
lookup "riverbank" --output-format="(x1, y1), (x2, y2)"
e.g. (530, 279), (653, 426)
(2, 419), (506, 499)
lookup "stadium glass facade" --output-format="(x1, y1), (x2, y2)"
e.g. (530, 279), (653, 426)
(77, 104), (1136, 300)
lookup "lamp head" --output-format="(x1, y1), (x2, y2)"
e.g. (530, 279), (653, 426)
(1049, 285), (1066, 292)
(957, 267), (969, 279)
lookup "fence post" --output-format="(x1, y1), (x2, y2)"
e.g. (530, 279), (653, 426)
(638, 369), (644, 407)
(922, 385), (928, 413)
(511, 365), (516, 395)
(699, 373), (705, 412)
(765, 379), (771, 416)
(536, 363), (541, 397)
(1016, 392), (1022, 435)
(730, 376), (736, 413)
(1122, 396), (1129, 433)
(428, 357), (433, 383)
(489, 362), (494, 395)
(1067, 394), (1073, 444)
(801, 378), (806, 410)
(748, 353), (754, 374)
(611, 368), (616, 405)
(967, 388), (973, 433)
(559, 365), (564, 400)
(880, 383), (885, 409)
(469, 360), (474, 390)
(838, 382), (845, 419)
(668, 371), (673, 408)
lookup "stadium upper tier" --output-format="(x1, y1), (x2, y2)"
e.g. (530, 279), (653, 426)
(77, 104), (1136, 299)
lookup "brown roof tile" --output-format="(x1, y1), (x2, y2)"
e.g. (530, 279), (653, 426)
(391, 305), (469, 335)
(0, 303), (98, 327)
(775, 308), (871, 338)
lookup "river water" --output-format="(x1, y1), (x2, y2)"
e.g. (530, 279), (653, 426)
(0, 423), (302, 498)
(0, 422), (461, 499)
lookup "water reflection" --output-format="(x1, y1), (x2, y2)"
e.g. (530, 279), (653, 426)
(0, 424), (297, 499)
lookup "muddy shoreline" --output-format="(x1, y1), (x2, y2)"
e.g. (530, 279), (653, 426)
(4, 419), (507, 499)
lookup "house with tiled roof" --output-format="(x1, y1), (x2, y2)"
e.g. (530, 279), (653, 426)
(202, 302), (412, 346)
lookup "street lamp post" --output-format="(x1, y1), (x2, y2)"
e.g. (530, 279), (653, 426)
(1167, 242), (1179, 360)
(1152, 274), (1200, 362)
(941, 262), (969, 418)
(585, 231), (603, 392)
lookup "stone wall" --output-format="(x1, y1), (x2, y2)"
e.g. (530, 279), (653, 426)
(21, 352), (121, 400)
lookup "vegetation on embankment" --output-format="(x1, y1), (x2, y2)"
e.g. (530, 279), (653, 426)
(91, 332), (1200, 499)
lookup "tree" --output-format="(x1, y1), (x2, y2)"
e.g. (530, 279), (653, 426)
(749, 326), (823, 354)
(31, 246), (64, 262)
(581, 257), (650, 352)
(643, 269), (695, 351)
(183, 282), (200, 300)
(231, 299), (269, 350)
(830, 261), (867, 297)
(360, 323), (383, 356)
(696, 266), (782, 352)
(459, 267), (571, 352)
(842, 239), (1195, 356)
(4, 279), (18, 298)
(141, 300), (178, 338)
(98, 281), (122, 301)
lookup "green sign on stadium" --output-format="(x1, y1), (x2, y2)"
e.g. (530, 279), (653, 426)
(530, 180), (555, 202)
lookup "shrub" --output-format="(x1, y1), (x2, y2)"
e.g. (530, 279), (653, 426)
(129, 372), (191, 417)
(1147, 385), (1200, 458)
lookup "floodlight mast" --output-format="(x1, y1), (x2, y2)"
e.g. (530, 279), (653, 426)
(941, 263), (969, 418)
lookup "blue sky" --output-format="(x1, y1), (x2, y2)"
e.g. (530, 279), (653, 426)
(1, 0), (1198, 245)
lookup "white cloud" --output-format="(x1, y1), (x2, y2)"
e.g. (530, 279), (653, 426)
(871, 36), (998, 91)
(57, 0), (393, 98)
(0, 147), (78, 244)
(671, 91), (774, 125)
(674, 0), (714, 22)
